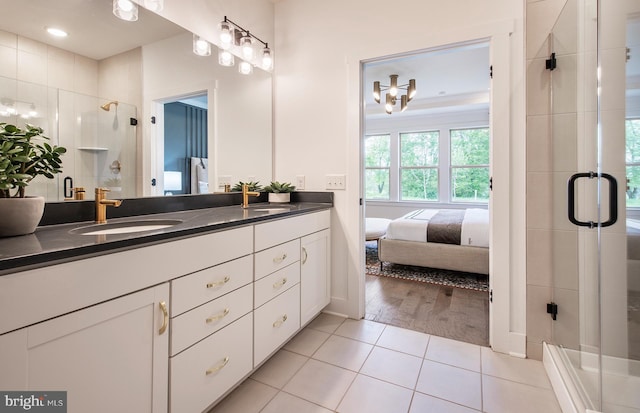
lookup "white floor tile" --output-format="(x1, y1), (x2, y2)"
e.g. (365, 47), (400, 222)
(306, 313), (346, 334)
(409, 392), (480, 413)
(251, 349), (308, 389)
(337, 374), (413, 413)
(416, 360), (482, 410)
(283, 359), (356, 410)
(360, 346), (422, 389)
(312, 335), (373, 371)
(376, 325), (430, 357)
(334, 318), (386, 344)
(482, 375), (561, 413)
(425, 335), (481, 372)
(284, 327), (330, 357)
(481, 347), (551, 388)
(207, 379), (277, 413)
(260, 392), (333, 413)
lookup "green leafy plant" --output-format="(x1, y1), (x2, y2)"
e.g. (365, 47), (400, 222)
(263, 181), (296, 193)
(0, 123), (66, 198)
(231, 181), (262, 192)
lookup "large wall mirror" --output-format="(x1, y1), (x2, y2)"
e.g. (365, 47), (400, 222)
(0, 0), (273, 201)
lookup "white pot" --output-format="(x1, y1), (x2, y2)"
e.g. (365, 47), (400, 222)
(268, 193), (291, 203)
(0, 196), (45, 237)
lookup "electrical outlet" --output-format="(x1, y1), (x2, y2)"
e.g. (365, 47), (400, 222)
(296, 175), (306, 190)
(218, 175), (232, 188)
(325, 174), (346, 190)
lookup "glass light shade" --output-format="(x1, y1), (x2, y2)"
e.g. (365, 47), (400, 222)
(218, 49), (235, 66)
(113, 0), (138, 21)
(238, 60), (253, 75)
(219, 21), (233, 49)
(192, 35), (211, 56)
(408, 79), (417, 101)
(385, 93), (393, 114)
(373, 81), (381, 103)
(143, 0), (164, 12)
(389, 74), (398, 97)
(240, 35), (254, 60)
(261, 47), (273, 70)
(401, 95), (408, 112)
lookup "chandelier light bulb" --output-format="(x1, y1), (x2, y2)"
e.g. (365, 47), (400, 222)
(389, 74), (398, 97)
(408, 79), (417, 101)
(373, 81), (381, 103)
(401, 95), (408, 112)
(385, 93), (394, 114)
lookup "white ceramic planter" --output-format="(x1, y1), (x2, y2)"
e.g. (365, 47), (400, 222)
(0, 196), (45, 237)
(268, 193), (291, 203)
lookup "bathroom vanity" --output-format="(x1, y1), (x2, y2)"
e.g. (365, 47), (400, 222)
(0, 198), (331, 413)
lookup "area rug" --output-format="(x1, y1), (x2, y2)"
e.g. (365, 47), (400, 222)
(366, 241), (489, 292)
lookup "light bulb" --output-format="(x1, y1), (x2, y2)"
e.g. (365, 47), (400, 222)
(401, 95), (408, 112)
(218, 50), (235, 66)
(219, 21), (233, 49)
(408, 79), (416, 101)
(261, 47), (273, 70)
(385, 93), (393, 114)
(192, 34), (211, 56)
(373, 81), (381, 103)
(113, 0), (138, 21)
(238, 60), (253, 75)
(240, 35), (254, 60)
(389, 74), (398, 97)
(143, 0), (164, 12)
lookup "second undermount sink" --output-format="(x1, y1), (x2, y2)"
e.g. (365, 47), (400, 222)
(70, 219), (183, 236)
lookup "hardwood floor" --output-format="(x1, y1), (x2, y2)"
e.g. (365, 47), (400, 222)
(365, 274), (490, 346)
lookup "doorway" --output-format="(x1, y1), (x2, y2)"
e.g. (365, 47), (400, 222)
(361, 41), (492, 346)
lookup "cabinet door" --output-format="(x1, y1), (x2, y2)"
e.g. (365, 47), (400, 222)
(0, 284), (170, 413)
(300, 229), (330, 326)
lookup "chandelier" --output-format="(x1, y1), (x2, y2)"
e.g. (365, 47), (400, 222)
(373, 74), (416, 114)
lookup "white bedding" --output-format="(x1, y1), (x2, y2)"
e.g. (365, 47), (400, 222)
(386, 208), (489, 248)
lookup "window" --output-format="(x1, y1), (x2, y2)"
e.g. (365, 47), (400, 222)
(365, 134), (391, 200)
(365, 126), (490, 204)
(400, 131), (439, 201)
(626, 118), (640, 207)
(450, 128), (490, 203)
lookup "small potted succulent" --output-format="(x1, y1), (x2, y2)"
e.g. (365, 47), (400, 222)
(0, 123), (66, 236)
(231, 181), (262, 192)
(264, 181), (295, 203)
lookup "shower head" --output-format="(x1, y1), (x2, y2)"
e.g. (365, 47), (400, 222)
(100, 101), (118, 111)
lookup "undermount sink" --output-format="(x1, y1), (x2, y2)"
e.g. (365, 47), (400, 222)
(70, 219), (183, 236)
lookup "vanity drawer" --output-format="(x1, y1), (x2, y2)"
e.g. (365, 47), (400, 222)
(254, 262), (300, 309)
(254, 210), (330, 251)
(171, 255), (253, 317)
(254, 239), (300, 280)
(254, 284), (300, 366)
(170, 284), (252, 356)
(170, 313), (253, 413)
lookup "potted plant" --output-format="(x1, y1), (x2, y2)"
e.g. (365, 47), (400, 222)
(264, 181), (295, 203)
(231, 181), (262, 192)
(0, 123), (66, 236)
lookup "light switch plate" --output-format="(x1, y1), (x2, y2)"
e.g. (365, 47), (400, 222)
(325, 174), (346, 190)
(296, 175), (306, 190)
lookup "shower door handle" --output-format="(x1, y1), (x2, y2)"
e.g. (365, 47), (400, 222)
(567, 171), (618, 228)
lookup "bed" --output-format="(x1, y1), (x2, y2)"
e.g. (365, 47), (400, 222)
(378, 208), (489, 275)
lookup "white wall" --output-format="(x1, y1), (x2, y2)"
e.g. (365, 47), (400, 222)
(273, 0), (526, 354)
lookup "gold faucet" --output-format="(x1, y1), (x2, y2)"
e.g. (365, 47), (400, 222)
(241, 184), (260, 208)
(95, 187), (122, 224)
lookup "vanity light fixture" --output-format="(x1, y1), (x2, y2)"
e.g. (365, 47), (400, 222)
(193, 34), (212, 56)
(112, 0), (138, 22)
(217, 16), (273, 72)
(373, 74), (416, 114)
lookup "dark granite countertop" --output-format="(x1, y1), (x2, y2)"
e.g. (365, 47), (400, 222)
(0, 199), (332, 275)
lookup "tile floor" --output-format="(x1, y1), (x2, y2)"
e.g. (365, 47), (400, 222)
(208, 313), (561, 413)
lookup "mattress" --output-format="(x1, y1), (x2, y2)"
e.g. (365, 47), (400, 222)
(385, 208), (489, 248)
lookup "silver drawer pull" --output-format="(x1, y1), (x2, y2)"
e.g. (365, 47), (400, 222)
(273, 253), (287, 264)
(205, 356), (230, 375)
(273, 314), (288, 328)
(206, 276), (230, 289)
(206, 308), (230, 324)
(273, 277), (288, 289)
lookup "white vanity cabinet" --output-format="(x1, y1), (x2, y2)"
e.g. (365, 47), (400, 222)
(0, 284), (170, 413)
(301, 228), (331, 326)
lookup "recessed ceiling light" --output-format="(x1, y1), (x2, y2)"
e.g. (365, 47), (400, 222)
(46, 27), (68, 38)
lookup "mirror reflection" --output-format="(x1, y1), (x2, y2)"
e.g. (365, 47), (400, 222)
(0, 0), (273, 201)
